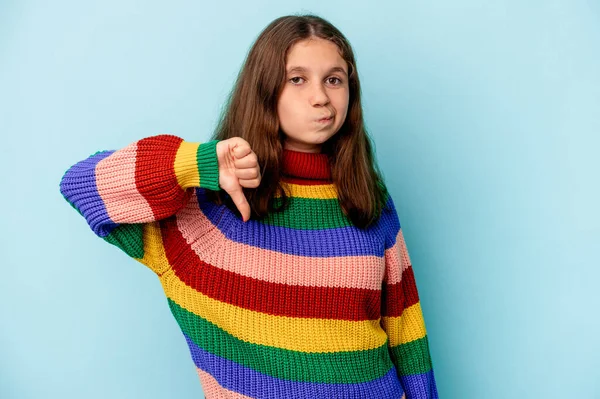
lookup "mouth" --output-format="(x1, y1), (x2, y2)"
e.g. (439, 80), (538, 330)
(316, 115), (334, 123)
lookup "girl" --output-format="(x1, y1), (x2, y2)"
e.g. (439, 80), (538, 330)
(59, 14), (438, 399)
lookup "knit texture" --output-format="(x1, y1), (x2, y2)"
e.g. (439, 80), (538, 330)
(59, 134), (438, 399)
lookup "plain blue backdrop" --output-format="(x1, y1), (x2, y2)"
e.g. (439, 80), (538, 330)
(1, 1), (599, 398)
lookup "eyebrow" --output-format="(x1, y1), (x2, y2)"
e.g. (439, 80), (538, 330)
(286, 66), (348, 75)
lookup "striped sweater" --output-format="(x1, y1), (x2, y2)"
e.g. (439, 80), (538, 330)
(59, 134), (438, 399)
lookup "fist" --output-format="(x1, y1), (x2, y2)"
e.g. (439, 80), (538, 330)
(216, 137), (261, 222)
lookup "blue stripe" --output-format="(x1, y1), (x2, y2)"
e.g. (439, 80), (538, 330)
(60, 150), (119, 237)
(400, 369), (439, 399)
(381, 195), (401, 249)
(183, 333), (405, 399)
(195, 188), (401, 257)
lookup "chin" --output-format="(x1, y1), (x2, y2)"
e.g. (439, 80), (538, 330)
(283, 129), (337, 149)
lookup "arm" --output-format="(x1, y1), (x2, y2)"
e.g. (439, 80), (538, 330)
(380, 195), (439, 398)
(59, 134), (220, 274)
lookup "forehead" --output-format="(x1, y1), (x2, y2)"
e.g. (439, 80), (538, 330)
(285, 38), (347, 73)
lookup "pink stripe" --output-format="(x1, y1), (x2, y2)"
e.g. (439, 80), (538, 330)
(95, 142), (155, 223)
(384, 229), (412, 285)
(174, 190), (386, 290)
(197, 369), (254, 399)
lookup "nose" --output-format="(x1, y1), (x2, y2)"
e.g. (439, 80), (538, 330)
(310, 82), (330, 107)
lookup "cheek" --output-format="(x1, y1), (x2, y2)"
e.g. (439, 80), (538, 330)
(278, 95), (305, 123)
(332, 93), (350, 119)
(330, 88), (349, 107)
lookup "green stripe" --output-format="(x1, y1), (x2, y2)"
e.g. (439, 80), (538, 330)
(168, 298), (394, 383)
(197, 140), (220, 191)
(261, 188), (392, 230)
(388, 335), (433, 376)
(102, 223), (145, 259)
(264, 197), (353, 229)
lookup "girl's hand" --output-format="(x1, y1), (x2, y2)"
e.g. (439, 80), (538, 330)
(216, 137), (262, 222)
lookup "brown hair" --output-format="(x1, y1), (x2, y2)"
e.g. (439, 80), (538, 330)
(207, 13), (389, 229)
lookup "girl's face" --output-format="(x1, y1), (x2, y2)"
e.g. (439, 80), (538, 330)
(277, 37), (350, 153)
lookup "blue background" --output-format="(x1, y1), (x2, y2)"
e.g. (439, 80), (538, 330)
(1, 1), (599, 398)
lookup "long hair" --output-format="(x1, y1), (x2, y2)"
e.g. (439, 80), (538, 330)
(207, 13), (389, 229)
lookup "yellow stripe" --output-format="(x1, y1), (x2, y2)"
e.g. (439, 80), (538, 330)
(174, 141), (201, 189)
(159, 269), (388, 353)
(380, 302), (427, 346)
(277, 182), (338, 200)
(134, 222), (171, 275)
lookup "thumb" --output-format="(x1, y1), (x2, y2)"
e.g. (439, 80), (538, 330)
(228, 185), (251, 222)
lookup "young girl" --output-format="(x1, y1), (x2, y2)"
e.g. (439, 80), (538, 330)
(59, 14), (438, 399)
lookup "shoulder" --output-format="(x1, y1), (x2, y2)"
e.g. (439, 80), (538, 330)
(377, 182), (402, 246)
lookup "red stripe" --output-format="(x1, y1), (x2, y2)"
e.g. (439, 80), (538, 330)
(135, 135), (190, 219)
(381, 266), (420, 317)
(160, 216), (382, 321)
(281, 176), (333, 185)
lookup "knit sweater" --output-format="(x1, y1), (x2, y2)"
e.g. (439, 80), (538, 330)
(59, 134), (438, 399)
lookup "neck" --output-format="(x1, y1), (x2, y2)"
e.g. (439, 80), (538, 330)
(283, 139), (322, 154)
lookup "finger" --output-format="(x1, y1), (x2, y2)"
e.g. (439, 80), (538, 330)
(232, 144), (252, 160)
(234, 167), (259, 180)
(229, 187), (251, 222)
(239, 178), (261, 188)
(234, 152), (258, 169)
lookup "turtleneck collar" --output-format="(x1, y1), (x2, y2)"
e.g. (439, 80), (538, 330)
(281, 148), (332, 184)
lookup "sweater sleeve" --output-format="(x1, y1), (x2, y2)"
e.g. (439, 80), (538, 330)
(380, 195), (439, 399)
(59, 134), (221, 274)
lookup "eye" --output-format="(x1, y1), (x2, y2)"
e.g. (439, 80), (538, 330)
(289, 76), (343, 86)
